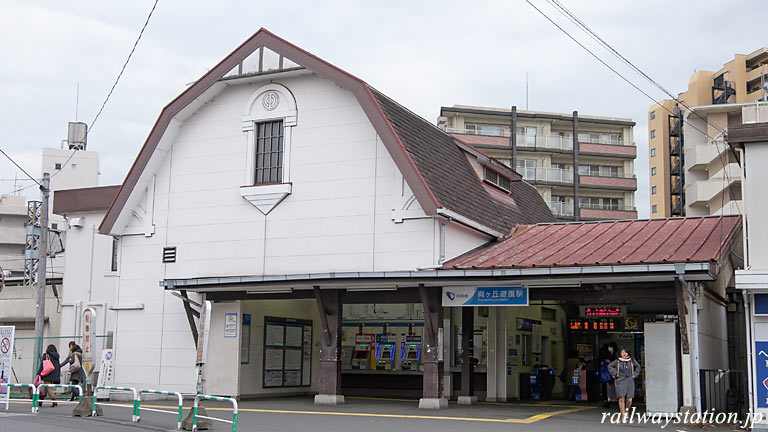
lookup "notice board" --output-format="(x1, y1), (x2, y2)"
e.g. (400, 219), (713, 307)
(263, 316), (312, 388)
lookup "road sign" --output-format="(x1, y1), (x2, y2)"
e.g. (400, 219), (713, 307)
(756, 341), (768, 408)
(0, 326), (15, 410)
(95, 349), (114, 399)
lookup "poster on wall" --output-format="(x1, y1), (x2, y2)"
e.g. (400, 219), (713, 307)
(531, 323), (542, 353)
(576, 344), (594, 363)
(263, 316), (313, 388)
(264, 348), (284, 370)
(266, 324), (284, 346)
(225, 313), (238, 338)
(285, 349), (302, 370)
(264, 371), (283, 387)
(241, 314), (251, 364)
(286, 326), (303, 347)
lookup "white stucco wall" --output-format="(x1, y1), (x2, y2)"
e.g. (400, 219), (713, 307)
(92, 72), (491, 394)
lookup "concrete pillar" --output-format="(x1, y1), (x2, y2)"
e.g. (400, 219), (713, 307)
(419, 285), (447, 409)
(486, 307), (507, 402)
(313, 288), (344, 405)
(458, 307), (476, 405)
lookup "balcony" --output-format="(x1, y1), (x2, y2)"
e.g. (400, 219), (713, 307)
(444, 128), (635, 156)
(713, 200), (743, 216)
(687, 165), (741, 206)
(549, 201), (574, 217)
(685, 138), (723, 170)
(579, 174), (637, 190)
(521, 167), (574, 184)
(579, 204), (638, 221)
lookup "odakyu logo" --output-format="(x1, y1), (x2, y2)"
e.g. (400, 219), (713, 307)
(446, 292), (456, 301)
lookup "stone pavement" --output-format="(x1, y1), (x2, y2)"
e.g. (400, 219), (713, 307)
(1, 395), (741, 431)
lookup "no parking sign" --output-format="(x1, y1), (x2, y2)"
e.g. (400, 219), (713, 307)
(0, 326), (15, 410)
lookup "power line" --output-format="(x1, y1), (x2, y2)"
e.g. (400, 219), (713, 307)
(538, 0), (740, 216)
(546, 0), (727, 137)
(51, 0), (160, 180)
(0, 148), (41, 187)
(523, 0), (717, 148)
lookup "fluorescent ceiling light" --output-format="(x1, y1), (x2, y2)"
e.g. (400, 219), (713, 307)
(247, 288), (293, 294)
(346, 287), (398, 292)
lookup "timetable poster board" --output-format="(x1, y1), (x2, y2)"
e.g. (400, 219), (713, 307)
(263, 316), (313, 388)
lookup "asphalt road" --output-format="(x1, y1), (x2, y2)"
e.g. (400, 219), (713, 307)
(0, 396), (741, 432)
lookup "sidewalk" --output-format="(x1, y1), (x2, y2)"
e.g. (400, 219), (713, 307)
(2, 395), (740, 431)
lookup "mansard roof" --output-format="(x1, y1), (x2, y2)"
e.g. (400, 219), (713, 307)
(99, 28), (554, 237)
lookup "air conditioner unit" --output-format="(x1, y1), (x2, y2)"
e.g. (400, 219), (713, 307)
(70, 217), (84, 228)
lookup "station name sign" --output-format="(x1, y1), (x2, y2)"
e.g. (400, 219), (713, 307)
(442, 286), (528, 307)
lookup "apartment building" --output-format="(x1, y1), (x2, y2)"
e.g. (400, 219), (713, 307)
(438, 106), (637, 221)
(683, 102), (768, 218)
(649, 48), (768, 217)
(0, 194), (27, 277)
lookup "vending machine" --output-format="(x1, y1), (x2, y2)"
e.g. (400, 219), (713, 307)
(351, 334), (375, 370)
(401, 335), (422, 371)
(375, 334), (397, 370)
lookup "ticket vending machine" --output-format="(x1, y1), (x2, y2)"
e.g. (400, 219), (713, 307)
(401, 335), (422, 371)
(375, 334), (397, 370)
(351, 334), (375, 370)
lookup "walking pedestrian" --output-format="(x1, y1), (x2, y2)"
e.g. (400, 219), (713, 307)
(60, 341), (85, 401)
(608, 347), (641, 423)
(37, 344), (61, 407)
(597, 342), (618, 407)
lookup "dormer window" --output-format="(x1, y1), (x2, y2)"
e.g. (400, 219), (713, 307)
(240, 83), (297, 215)
(484, 167), (511, 192)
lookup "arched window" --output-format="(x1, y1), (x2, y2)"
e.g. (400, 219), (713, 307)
(240, 83), (297, 214)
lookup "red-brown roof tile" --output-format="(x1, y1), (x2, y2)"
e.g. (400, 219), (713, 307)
(444, 215), (742, 269)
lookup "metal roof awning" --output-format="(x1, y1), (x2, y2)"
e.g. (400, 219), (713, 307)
(162, 262), (716, 294)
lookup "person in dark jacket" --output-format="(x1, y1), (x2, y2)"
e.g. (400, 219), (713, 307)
(60, 341), (85, 401)
(608, 347), (641, 423)
(597, 342), (618, 407)
(37, 344), (61, 407)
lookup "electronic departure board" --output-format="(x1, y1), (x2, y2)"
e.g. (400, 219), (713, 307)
(569, 318), (623, 332)
(579, 305), (625, 318)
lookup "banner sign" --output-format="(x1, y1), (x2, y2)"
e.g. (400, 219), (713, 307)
(82, 308), (96, 375)
(442, 286), (528, 307)
(95, 349), (114, 399)
(0, 326), (14, 410)
(196, 301), (212, 365)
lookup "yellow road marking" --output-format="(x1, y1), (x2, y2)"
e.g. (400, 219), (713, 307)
(8, 399), (594, 424)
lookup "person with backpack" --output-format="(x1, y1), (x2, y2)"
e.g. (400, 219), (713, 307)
(60, 341), (85, 401)
(36, 344), (61, 407)
(608, 347), (641, 423)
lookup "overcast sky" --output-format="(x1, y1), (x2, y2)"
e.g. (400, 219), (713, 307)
(1, 0), (765, 218)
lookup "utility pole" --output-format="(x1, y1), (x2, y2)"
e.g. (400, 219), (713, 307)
(32, 173), (50, 378)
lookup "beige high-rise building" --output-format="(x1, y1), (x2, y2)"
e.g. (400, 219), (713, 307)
(439, 106), (637, 221)
(649, 48), (768, 217)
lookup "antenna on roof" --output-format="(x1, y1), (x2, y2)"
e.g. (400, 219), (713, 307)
(75, 83), (80, 121)
(526, 71), (529, 110)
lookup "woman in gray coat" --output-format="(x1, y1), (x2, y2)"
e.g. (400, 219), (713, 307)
(608, 347), (641, 422)
(60, 341), (85, 401)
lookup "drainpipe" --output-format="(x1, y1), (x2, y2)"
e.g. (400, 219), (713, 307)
(438, 218), (448, 265)
(744, 290), (755, 414)
(572, 111), (580, 221)
(510, 106), (517, 170)
(679, 270), (701, 412)
(416, 217), (449, 271)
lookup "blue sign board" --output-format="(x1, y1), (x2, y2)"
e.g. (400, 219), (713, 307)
(442, 286), (528, 307)
(757, 342), (768, 408)
(755, 294), (768, 315)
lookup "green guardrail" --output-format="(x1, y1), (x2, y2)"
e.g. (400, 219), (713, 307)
(193, 394), (238, 432)
(93, 386), (140, 422)
(140, 389), (184, 429)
